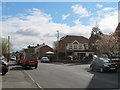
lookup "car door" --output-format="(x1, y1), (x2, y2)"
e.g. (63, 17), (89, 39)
(94, 58), (101, 70)
(96, 59), (103, 70)
(92, 58), (98, 70)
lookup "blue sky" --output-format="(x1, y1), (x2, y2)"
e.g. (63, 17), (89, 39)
(2, 2), (118, 26)
(1, 2), (119, 51)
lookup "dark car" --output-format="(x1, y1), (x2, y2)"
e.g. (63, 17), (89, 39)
(90, 55), (117, 73)
(0, 56), (8, 75)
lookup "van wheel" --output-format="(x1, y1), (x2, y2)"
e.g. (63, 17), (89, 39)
(100, 68), (104, 73)
(35, 64), (38, 69)
(22, 65), (27, 70)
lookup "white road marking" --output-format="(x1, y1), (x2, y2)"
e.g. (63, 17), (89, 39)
(24, 70), (43, 90)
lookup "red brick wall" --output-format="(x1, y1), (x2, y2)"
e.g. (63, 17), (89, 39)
(38, 46), (53, 59)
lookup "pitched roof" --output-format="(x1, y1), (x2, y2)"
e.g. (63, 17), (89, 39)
(35, 43), (53, 50)
(59, 35), (89, 43)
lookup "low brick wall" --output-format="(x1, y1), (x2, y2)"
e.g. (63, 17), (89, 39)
(51, 59), (91, 64)
(57, 60), (80, 63)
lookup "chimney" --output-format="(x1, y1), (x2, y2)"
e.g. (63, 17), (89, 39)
(37, 44), (39, 46)
(28, 45), (31, 48)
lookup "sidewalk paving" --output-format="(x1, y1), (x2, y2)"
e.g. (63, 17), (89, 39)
(1, 61), (40, 90)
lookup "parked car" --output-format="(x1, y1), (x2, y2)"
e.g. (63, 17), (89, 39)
(40, 57), (50, 63)
(11, 56), (16, 61)
(90, 54), (117, 73)
(0, 56), (8, 75)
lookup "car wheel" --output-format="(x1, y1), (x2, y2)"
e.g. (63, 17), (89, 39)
(35, 64), (38, 69)
(90, 65), (93, 71)
(113, 69), (117, 73)
(2, 71), (7, 75)
(22, 65), (27, 70)
(100, 67), (104, 73)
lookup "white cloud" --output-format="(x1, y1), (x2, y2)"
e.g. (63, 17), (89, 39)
(102, 7), (114, 11)
(90, 7), (118, 34)
(2, 8), (91, 51)
(73, 19), (81, 25)
(99, 11), (118, 34)
(96, 4), (103, 9)
(71, 4), (91, 17)
(62, 14), (70, 20)
(2, 6), (118, 51)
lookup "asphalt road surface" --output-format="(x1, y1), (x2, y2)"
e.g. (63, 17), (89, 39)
(26, 62), (119, 89)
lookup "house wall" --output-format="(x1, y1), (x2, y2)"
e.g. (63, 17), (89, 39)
(58, 35), (89, 53)
(66, 43), (89, 50)
(38, 46), (53, 59)
(57, 35), (93, 60)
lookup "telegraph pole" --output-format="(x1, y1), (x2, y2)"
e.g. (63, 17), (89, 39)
(8, 36), (10, 62)
(57, 30), (59, 61)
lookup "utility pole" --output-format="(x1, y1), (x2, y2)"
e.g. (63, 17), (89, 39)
(57, 30), (59, 61)
(8, 36), (10, 62)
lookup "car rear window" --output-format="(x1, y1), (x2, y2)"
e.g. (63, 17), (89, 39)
(42, 57), (48, 59)
(25, 54), (37, 60)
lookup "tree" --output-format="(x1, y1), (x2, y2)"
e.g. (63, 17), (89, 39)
(0, 37), (12, 61)
(115, 27), (120, 53)
(94, 33), (118, 56)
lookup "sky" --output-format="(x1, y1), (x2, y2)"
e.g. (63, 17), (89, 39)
(1, 2), (119, 52)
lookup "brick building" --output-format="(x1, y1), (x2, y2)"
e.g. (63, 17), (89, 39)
(35, 43), (54, 59)
(58, 35), (93, 59)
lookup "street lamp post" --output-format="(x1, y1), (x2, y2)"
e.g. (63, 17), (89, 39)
(57, 30), (59, 61)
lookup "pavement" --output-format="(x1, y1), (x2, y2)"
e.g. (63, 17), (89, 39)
(1, 61), (41, 90)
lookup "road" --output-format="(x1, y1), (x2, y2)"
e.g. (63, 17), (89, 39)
(26, 62), (119, 89)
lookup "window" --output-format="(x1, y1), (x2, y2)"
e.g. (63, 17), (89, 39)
(73, 41), (79, 50)
(69, 44), (72, 50)
(79, 44), (83, 50)
(84, 43), (88, 50)
(74, 44), (78, 50)
(66, 43), (73, 50)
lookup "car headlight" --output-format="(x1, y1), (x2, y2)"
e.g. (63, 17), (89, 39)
(104, 63), (109, 67)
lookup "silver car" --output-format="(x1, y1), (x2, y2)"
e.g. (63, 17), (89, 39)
(40, 57), (50, 63)
(90, 55), (117, 73)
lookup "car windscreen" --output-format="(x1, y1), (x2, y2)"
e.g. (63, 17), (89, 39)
(25, 54), (37, 60)
(102, 59), (110, 63)
(99, 54), (109, 58)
